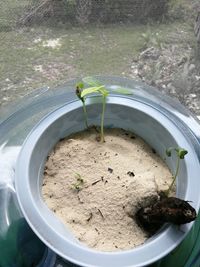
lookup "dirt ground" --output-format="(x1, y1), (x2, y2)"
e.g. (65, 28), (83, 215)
(0, 0), (200, 118)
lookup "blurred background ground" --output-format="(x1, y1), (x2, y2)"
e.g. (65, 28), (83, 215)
(0, 0), (200, 116)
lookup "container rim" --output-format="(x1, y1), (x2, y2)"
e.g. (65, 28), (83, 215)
(15, 95), (200, 267)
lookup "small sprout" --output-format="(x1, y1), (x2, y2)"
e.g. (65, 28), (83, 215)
(165, 147), (188, 196)
(72, 173), (84, 192)
(76, 77), (109, 143)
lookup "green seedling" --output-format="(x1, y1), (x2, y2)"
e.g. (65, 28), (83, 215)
(165, 147), (188, 196)
(82, 84), (108, 143)
(76, 76), (133, 143)
(76, 77), (109, 143)
(83, 76), (133, 95)
(72, 173), (84, 191)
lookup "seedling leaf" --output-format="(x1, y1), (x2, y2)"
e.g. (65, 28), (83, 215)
(72, 173), (85, 192)
(98, 87), (109, 97)
(176, 148), (188, 159)
(76, 82), (84, 89)
(81, 86), (105, 98)
(166, 147), (173, 157)
(165, 146), (188, 196)
(83, 76), (102, 87)
(112, 87), (133, 95)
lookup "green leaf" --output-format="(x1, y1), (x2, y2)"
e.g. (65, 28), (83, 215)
(82, 76), (102, 87)
(81, 86), (104, 98)
(81, 85), (109, 98)
(113, 87), (133, 95)
(76, 82), (84, 89)
(176, 148), (188, 159)
(166, 147), (188, 159)
(166, 147), (173, 157)
(98, 87), (109, 97)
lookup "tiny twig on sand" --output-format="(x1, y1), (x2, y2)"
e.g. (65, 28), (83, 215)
(98, 208), (104, 219)
(91, 179), (102, 186)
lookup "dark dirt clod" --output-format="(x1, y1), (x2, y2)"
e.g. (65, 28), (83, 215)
(96, 135), (101, 142)
(135, 192), (197, 235)
(95, 227), (100, 233)
(108, 167), (113, 173)
(86, 212), (93, 222)
(152, 148), (156, 154)
(127, 171), (135, 177)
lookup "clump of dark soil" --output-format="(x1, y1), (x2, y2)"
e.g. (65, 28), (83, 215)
(135, 191), (197, 235)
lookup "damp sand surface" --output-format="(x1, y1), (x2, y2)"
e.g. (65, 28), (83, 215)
(42, 128), (172, 252)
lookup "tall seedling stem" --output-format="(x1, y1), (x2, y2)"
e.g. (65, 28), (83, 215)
(82, 100), (88, 128)
(100, 95), (106, 142)
(165, 147), (188, 196)
(76, 78), (109, 143)
(76, 83), (88, 129)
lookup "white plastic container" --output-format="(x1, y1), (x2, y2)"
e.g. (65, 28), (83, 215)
(15, 95), (200, 267)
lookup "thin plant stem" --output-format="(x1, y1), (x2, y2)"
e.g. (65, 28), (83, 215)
(166, 156), (180, 196)
(100, 96), (106, 143)
(82, 100), (88, 129)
